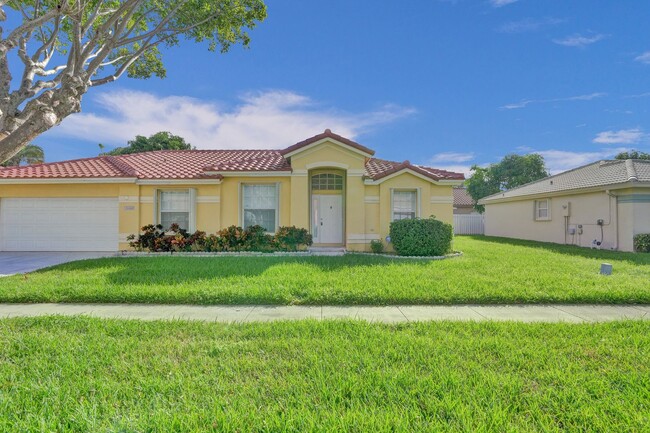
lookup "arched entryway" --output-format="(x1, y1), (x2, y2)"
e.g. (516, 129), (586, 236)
(310, 170), (345, 245)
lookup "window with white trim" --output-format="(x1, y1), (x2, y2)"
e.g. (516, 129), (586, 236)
(242, 184), (278, 232)
(534, 199), (551, 221)
(392, 190), (418, 221)
(159, 190), (191, 230)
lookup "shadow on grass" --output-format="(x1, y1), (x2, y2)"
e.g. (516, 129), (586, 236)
(45, 254), (434, 286)
(462, 235), (650, 265)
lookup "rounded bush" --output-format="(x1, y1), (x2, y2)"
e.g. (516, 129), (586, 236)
(389, 217), (453, 257)
(634, 233), (650, 253)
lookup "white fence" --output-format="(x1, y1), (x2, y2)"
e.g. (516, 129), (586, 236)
(454, 214), (484, 235)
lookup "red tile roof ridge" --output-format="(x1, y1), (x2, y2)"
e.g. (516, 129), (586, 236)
(120, 148), (282, 154)
(280, 129), (375, 156)
(104, 155), (139, 177)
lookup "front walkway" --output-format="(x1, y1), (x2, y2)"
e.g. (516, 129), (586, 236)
(1, 303), (648, 323)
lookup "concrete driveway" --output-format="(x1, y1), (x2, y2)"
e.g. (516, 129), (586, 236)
(0, 252), (116, 276)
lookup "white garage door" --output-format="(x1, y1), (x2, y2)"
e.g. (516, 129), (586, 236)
(0, 198), (119, 251)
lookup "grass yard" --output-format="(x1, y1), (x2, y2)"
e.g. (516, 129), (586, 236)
(1, 317), (648, 432)
(0, 236), (649, 305)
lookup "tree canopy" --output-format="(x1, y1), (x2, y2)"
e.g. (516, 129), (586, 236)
(0, 0), (267, 163)
(103, 131), (193, 155)
(466, 153), (549, 212)
(0, 143), (44, 166)
(614, 150), (650, 160)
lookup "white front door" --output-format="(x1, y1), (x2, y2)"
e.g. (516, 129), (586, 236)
(312, 194), (343, 244)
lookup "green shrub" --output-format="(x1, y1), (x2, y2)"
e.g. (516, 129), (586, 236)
(389, 216), (453, 256)
(274, 226), (313, 251)
(246, 225), (275, 252)
(370, 239), (384, 254)
(634, 233), (650, 253)
(128, 224), (312, 253)
(128, 223), (194, 252)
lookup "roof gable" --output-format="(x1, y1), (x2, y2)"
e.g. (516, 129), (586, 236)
(364, 158), (465, 184)
(280, 129), (375, 158)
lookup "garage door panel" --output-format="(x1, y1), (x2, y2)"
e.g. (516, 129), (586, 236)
(0, 198), (118, 251)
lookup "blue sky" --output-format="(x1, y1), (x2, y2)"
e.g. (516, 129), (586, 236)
(20, 0), (650, 174)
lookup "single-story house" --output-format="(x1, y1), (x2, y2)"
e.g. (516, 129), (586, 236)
(453, 187), (479, 215)
(0, 130), (464, 252)
(479, 159), (650, 252)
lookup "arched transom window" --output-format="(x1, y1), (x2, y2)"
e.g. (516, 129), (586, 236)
(311, 173), (343, 191)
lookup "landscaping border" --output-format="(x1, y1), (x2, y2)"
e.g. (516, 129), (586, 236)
(115, 251), (463, 259)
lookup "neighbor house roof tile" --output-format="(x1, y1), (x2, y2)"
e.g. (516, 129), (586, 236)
(480, 159), (650, 203)
(453, 187), (474, 207)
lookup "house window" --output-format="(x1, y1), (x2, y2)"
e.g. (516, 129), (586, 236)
(311, 173), (343, 191)
(535, 199), (551, 221)
(242, 184), (278, 232)
(392, 190), (418, 221)
(159, 190), (191, 230)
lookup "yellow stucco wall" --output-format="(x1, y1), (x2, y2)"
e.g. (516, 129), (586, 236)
(0, 140), (458, 251)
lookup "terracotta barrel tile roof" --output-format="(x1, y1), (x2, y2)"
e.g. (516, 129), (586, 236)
(365, 158), (465, 181)
(0, 131), (465, 181)
(0, 156), (130, 178)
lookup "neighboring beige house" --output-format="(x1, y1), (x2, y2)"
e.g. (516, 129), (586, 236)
(0, 130), (464, 252)
(453, 187), (479, 215)
(479, 159), (650, 252)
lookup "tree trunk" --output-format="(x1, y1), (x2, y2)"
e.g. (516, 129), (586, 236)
(0, 76), (86, 164)
(0, 110), (57, 163)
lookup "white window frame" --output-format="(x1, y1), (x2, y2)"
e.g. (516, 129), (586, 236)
(154, 189), (196, 232)
(390, 188), (420, 222)
(240, 183), (280, 233)
(534, 199), (551, 221)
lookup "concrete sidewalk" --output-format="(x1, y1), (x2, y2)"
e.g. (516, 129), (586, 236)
(0, 303), (648, 323)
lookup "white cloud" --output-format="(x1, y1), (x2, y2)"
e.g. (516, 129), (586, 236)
(553, 33), (606, 48)
(634, 51), (650, 64)
(624, 92), (650, 98)
(498, 17), (564, 33)
(537, 149), (622, 174)
(500, 92), (606, 110)
(593, 128), (644, 144)
(53, 90), (416, 150)
(490, 0), (518, 7)
(430, 152), (475, 163)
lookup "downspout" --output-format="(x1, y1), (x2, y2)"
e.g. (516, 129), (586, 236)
(606, 190), (619, 251)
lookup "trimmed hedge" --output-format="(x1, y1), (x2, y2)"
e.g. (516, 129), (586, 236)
(634, 234), (650, 253)
(389, 216), (453, 257)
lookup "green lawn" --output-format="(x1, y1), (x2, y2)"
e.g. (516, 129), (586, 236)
(0, 236), (649, 304)
(1, 317), (648, 432)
